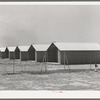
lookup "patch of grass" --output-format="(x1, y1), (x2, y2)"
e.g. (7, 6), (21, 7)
(0, 59), (99, 90)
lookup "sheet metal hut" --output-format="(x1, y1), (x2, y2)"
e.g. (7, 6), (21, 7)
(32, 44), (50, 62)
(8, 46), (20, 59)
(18, 45), (35, 61)
(0, 47), (9, 58)
(47, 42), (100, 64)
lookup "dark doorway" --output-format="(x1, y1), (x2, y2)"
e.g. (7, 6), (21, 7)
(15, 47), (20, 59)
(47, 43), (58, 62)
(28, 45), (35, 60)
(5, 48), (9, 58)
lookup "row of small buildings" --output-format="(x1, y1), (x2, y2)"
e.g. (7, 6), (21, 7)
(0, 42), (100, 65)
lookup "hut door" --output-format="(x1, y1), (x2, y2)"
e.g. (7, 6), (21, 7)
(47, 44), (58, 62)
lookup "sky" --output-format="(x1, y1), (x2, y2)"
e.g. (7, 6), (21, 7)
(0, 5), (100, 47)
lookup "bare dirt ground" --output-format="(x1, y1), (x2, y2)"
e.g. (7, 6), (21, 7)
(0, 59), (99, 90)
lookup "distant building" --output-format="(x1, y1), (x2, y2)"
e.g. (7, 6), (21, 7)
(0, 47), (9, 58)
(32, 44), (50, 62)
(8, 46), (20, 59)
(18, 45), (35, 61)
(47, 42), (100, 64)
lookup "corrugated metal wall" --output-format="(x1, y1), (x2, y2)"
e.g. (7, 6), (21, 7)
(1, 49), (9, 59)
(60, 51), (100, 64)
(58, 50), (61, 64)
(35, 51), (37, 62)
(0, 51), (1, 58)
(9, 52), (15, 59)
(1, 52), (6, 58)
(37, 51), (46, 62)
(20, 52), (29, 61)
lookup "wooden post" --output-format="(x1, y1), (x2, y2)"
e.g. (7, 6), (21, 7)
(41, 54), (45, 72)
(90, 59), (91, 70)
(13, 52), (15, 73)
(47, 51), (48, 62)
(65, 54), (70, 72)
(13, 58), (14, 73)
(45, 51), (47, 72)
(64, 52), (66, 69)
(42, 53), (45, 71)
(42, 53), (46, 72)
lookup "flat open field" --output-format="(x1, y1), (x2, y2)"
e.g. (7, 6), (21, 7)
(0, 59), (100, 90)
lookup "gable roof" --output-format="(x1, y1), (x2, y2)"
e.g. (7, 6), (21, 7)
(18, 46), (30, 52)
(53, 42), (100, 51)
(0, 47), (6, 52)
(32, 44), (50, 51)
(8, 46), (16, 52)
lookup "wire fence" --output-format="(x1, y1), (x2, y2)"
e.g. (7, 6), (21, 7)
(0, 58), (98, 75)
